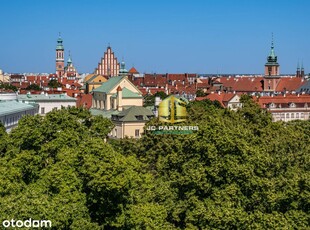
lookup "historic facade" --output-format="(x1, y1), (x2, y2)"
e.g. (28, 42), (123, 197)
(263, 36), (281, 92)
(55, 35), (78, 78)
(95, 46), (120, 77)
(56, 35), (65, 77)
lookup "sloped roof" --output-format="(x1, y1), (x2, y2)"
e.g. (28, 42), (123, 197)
(93, 76), (123, 93)
(217, 77), (264, 92)
(113, 106), (154, 122)
(196, 93), (240, 107)
(85, 74), (107, 83)
(275, 77), (304, 92)
(297, 79), (310, 92)
(258, 95), (310, 107)
(0, 100), (37, 116)
(18, 93), (76, 102)
(76, 94), (92, 109)
(111, 87), (142, 98)
(129, 67), (139, 73)
(90, 108), (119, 118)
(84, 74), (96, 82)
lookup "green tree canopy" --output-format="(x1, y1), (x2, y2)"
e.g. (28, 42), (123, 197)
(0, 101), (309, 229)
(26, 83), (42, 91)
(48, 79), (63, 88)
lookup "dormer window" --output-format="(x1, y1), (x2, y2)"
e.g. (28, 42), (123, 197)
(135, 115), (143, 121)
(289, 103), (296, 108)
(269, 103), (276, 108)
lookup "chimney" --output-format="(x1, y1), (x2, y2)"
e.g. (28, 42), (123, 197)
(117, 86), (123, 111)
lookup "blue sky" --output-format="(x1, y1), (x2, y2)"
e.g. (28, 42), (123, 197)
(0, 0), (309, 74)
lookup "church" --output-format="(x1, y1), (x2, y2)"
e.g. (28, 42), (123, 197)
(55, 34), (78, 78)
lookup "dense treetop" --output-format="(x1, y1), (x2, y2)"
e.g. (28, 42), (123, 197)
(0, 99), (309, 229)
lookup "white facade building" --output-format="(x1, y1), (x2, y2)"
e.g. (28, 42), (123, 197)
(17, 93), (76, 115)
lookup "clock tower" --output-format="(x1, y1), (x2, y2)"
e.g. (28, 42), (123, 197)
(263, 35), (280, 92)
(56, 34), (65, 77)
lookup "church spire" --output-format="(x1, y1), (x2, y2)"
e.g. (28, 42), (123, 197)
(67, 50), (72, 64)
(264, 33), (280, 77)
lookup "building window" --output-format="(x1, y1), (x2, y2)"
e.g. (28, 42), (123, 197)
(281, 113), (285, 119)
(135, 115), (143, 121)
(291, 113), (294, 118)
(135, 129), (140, 138)
(296, 113), (299, 118)
(41, 107), (45, 114)
(269, 103), (275, 108)
(289, 103), (296, 108)
(286, 113), (289, 118)
(301, 113), (304, 118)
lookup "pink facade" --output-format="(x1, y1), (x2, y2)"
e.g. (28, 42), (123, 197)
(95, 46), (120, 77)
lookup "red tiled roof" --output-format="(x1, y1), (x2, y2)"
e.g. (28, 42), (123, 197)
(257, 94), (310, 107)
(275, 77), (305, 92)
(76, 94), (92, 109)
(129, 67), (139, 73)
(217, 77), (264, 92)
(196, 93), (241, 107)
(63, 89), (80, 97)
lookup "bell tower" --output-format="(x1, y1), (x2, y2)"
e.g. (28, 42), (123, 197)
(56, 33), (65, 77)
(264, 34), (280, 76)
(263, 34), (280, 92)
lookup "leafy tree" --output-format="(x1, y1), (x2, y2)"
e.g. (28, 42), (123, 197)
(0, 82), (18, 91)
(48, 79), (63, 88)
(26, 83), (42, 91)
(144, 91), (168, 107)
(195, 89), (206, 97)
(0, 100), (310, 229)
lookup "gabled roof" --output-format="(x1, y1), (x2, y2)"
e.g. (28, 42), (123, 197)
(93, 76), (123, 93)
(113, 106), (154, 122)
(85, 74), (107, 83)
(129, 67), (139, 74)
(111, 87), (142, 98)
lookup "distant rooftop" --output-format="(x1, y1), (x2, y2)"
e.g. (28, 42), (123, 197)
(0, 100), (37, 116)
(18, 93), (76, 102)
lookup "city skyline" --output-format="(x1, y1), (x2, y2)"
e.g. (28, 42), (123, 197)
(0, 0), (309, 74)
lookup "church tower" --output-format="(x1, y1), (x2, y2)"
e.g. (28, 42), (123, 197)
(264, 35), (280, 76)
(263, 35), (280, 92)
(301, 61), (305, 78)
(56, 34), (65, 77)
